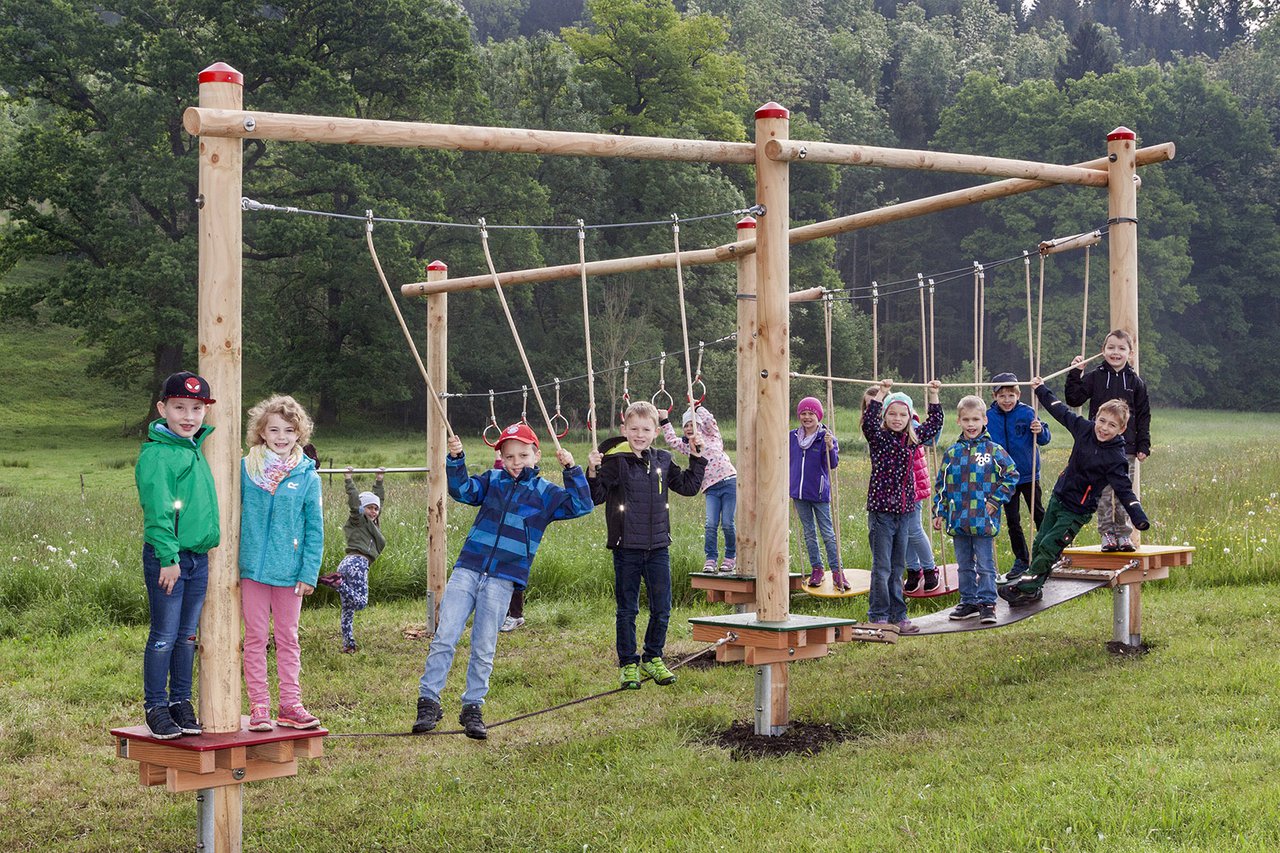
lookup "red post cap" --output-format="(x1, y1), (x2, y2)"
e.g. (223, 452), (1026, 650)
(1107, 126), (1136, 141)
(426, 260), (448, 272)
(755, 102), (789, 120)
(736, 216), (757, 230)
(198, 62), (243, 86)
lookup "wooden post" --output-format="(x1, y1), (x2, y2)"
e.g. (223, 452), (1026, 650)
(195, 60), (244, 853)
(1107, 126), (1141, 646)
(424, 261), (448, 633)
(734, 217), (757, 579)
(754, 102), (791, 735)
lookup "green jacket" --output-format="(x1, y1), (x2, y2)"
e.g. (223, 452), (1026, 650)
(343, 478), (386, 561)
(136, 419), (221, 566)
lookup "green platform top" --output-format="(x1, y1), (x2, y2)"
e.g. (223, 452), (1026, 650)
(688, 611), (859, 632)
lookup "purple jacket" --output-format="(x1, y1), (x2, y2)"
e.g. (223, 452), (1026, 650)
(789, 426), (839, 502)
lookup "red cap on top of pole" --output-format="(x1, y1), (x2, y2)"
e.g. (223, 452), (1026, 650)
(198, 62), (243, 86)
(755, 102), (789, 120)
(426, 260), (448, 272)
(737, 216), (757, 230)
(1107, 126), (1136, 141)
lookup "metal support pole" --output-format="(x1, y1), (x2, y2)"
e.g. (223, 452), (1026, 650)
(197, 789), (213, 850)
(1112, 585), (1130, 645)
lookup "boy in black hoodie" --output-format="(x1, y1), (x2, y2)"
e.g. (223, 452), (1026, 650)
(1065, 329), (1151, 551)
(998, 378), (1151, 607)
(588, 401), (706, 690)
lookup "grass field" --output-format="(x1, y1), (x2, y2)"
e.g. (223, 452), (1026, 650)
(2, 317), (1280, 850)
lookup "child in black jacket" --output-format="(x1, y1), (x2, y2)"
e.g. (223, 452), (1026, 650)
(998, 378), (1151, 607)
(588, 401), (706, 690)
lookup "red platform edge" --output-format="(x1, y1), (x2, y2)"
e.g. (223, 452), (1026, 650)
(112, 717), (327, 751)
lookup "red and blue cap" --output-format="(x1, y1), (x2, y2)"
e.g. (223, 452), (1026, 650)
(161, 371), (215, 404)
(497, 422), (539, 450)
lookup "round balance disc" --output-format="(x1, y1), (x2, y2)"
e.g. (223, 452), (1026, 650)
(800, 568), (872, 599)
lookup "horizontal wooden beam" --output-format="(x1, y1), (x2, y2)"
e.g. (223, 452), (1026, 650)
(767, 139), (1109, 186)
(183, 108), (757, 164)
(402, 143), (1174, 297)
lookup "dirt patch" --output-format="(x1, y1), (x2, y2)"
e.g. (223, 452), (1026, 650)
(678, 649), (721, 670)
(1106, 639), (1152, 657)
(712, 720), (851, 760)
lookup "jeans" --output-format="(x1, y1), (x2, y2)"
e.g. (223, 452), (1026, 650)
(904, 500), (936, 571)
(953, 534), (997, 605)
(867, 511), (911, 623)
(242, 577), (305, 709)
(1003, 481), (1045, 565)
(613, 548), (671, 666)
(419, 568), (514, 706)
(142, 545), (208, 710)
(794, 499), (841, 569)
(704, 477), (738, 561)
(1096, 455), (1138, 538)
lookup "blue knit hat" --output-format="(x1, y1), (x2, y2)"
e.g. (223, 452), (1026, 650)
(882, 391), (915, 420)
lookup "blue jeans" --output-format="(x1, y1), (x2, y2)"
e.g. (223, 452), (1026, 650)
(953, 534), (997, 605)
(142, 545), (209, 710)
(794, 499), (840, 569)
(704, 478), (737, 560)
(613, 548), (671, 666)
(418, 568), (514, 706)
(867, 511), (910, 623)
(904, 500), (936, 571)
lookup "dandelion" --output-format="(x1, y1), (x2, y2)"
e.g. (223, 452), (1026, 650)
(46, 544), (58, 553)
(1223, 547), (1230, 554)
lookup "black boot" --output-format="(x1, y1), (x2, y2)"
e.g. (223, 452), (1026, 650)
(903, 570), (922, 593)
(459, 703), (488, 740)
(922, 569), (940, 592)
(412, 697), (442, 733)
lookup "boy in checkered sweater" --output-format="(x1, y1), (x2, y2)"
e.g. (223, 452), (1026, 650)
(932, 395), (1019, 623)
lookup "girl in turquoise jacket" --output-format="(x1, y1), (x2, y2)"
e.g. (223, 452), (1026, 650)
(239, 395), (324, 731)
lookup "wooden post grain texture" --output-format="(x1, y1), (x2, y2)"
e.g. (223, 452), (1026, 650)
(734, 217), (758, 577)
(425, 261), (448, 633)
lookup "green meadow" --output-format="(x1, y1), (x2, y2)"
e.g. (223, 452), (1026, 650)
(2, 318), (1279, 851)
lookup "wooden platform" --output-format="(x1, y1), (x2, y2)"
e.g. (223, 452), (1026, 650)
(689, 612), (862, 663)
(908, 577), (1108, 636)
(112, 718), (326, 793)
(904, 562), (960, 598)
(689, 571), (805, 606)
(1055, 543), (1194, 585)
(797, 568), (871, 599)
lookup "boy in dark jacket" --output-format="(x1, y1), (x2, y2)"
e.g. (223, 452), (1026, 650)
(998, 379), (1151, 607)
(1064, 329), (1151, 551)
(987, 373), (1051, 582)
(413, 424), (592, 739)
(588, 401), (706, 690)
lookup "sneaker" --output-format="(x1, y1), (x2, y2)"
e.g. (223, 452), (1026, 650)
(459, 703), (488, 740)
(145, 705), (182, 740)
(640, 657), (677, 686)
(169, 699), (202, 736)
(949, 603), (982, 621)
(412, 697), (443, 733)
(340, 642), (358, 653)
(499, 616), (525, 633)
(620, 663), (641, 690)
(979, 604), (998, 624)
(1116, 536), (1136, 552)
(1100, 533), (1119, 552)
(998, 580), (1044, 607)
(703, 558), (718, 572)
(277, 704), (320, 730)
(922, 569), (940, 592)
(247, 705), (273, 732)
(806, 566), (825, 587)
(999, 560), (1028, 585)
(903, 570), (922, 593)
(317, 572), (343, 589)
(896, 620), (921, 635)
(719, 558), (736, 574)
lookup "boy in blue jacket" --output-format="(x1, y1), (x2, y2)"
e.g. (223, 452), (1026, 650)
(987, 373), (1051, 583)
(413, 424), (592, 739)
(998, 379), (1151, 607)
(933, 396), (1019, 624)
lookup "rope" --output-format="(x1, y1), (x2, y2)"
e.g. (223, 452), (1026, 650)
(578, 223), (599, 449)
(365, 216), (454, 438)
(823, 295), (840, 545)
(972, 265), (980, 393)
(670, 216), (697, 419)
(1024, 253), (1038, 521)
(871, 282), (879, 379)
(326, 640), (728, 740)
(1081, 246), (1091, 359)
(790, 355), (1102, 389)
(478, 221), (563, 453)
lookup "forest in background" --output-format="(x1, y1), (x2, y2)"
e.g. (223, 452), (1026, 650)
(1, 0), (1277, 430)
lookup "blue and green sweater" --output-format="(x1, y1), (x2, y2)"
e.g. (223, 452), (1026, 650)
(447, 452), (593, 590)
(932, 430), (1019, 538)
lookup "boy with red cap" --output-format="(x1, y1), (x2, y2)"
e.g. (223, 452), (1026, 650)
(135, 371), (220, 739)
(413, 423), (592, 739)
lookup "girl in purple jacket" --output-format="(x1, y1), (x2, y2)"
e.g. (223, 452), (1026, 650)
(790, 397), (845, 590)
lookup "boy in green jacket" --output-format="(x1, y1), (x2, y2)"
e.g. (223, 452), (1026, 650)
(135, 372), (220, 739)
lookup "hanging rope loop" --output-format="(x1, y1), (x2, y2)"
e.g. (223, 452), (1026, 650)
(482, 390), (502, 447)
(620, 360), (631, 423)
(520, 385), (530, 425)
(691, 340), (707, 405)
(550, 378), (570, 439)
(651, 352), (674, 413)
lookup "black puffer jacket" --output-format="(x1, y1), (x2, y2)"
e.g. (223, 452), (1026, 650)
(590, 436), (706, 550)
(1064, 363), (1150, 456)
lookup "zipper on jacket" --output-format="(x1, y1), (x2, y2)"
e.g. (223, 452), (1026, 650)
(1080, 484), (1092, 505)
(483, 472), (520, 574)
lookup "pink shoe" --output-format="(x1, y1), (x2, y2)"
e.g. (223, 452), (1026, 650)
(277, 704), (320, 729)
(702, 559), (718, 572)
(806, 566), (824, 587)
(896, 620), (921, 635)
(831, 569), (851, 592)
(248, 706), (273, 732)
(719, 558), (736, 574)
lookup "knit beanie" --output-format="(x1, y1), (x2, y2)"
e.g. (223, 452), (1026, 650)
(796, 397), (824, 421)
(681, 407), (696, 426)
(358, 492), (381, 511)
(881, 391), (916, 420)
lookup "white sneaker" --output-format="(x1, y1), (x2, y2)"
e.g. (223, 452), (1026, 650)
(499, 616), (525, 633)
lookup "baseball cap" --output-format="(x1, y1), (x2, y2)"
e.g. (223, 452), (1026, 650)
(496, 422), (539, 450)
(161, 371), (216, 404)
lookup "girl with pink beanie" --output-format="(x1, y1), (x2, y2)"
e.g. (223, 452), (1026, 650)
(789, 396), (845, 589)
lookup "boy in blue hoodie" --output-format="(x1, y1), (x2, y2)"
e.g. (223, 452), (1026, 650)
(998, 379), (1151, 607)
(987, 373), (1051, 583)
(933, 396), (1019, 624)
(413, 424), (592, 739)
